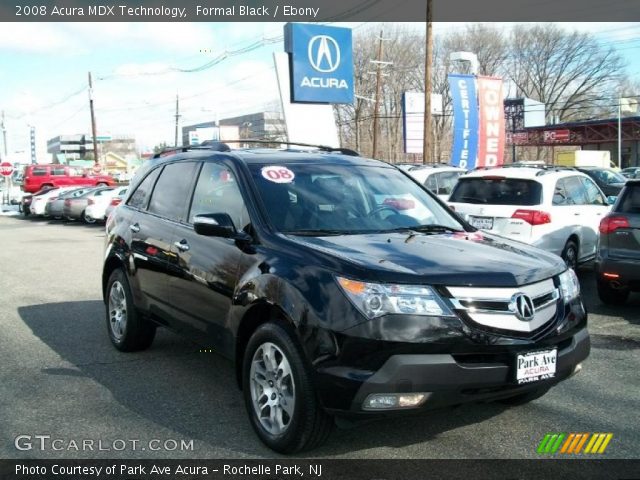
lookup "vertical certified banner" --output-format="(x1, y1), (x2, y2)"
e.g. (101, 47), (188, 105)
(448, 74), (478, 169)
(477, 76), (506, 167)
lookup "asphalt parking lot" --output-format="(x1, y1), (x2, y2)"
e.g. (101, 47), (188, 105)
(0, 215), (638, 459)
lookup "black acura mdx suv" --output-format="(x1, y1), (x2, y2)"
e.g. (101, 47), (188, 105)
(103, 144), (589, 453)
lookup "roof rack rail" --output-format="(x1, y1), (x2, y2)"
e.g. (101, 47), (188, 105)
(152, 139), (359, 159)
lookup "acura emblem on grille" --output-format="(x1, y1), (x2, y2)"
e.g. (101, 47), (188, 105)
(510, 293), (535, 321)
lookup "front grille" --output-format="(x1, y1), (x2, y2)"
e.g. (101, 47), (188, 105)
(446, 279), (559, 335)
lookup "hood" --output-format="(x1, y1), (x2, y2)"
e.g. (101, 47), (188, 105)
(288, 231), (565, 287)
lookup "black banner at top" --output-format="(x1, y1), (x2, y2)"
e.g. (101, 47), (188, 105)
(2, 0), (640, 22)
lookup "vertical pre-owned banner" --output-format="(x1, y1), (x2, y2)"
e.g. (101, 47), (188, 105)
(477, 76), (506, 167)
(448, 74), (478, 169)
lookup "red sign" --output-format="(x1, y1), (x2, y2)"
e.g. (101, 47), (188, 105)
(0, 162), (13, 177)
(543, 129), (570, 143)
(476, 76), (506, 167)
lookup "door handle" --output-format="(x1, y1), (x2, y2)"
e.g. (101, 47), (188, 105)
(130, 223), (140, 233)
(174, 240), (190, 252)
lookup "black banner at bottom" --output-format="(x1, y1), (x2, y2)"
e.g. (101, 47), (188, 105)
(1, 459), (639, 480)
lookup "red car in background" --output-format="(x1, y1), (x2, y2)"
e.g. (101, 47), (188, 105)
(21, 164), (115, 193)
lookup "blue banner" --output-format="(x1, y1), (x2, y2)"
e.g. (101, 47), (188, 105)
(448, 74), (478, 169)
(284, 23), (354, 104)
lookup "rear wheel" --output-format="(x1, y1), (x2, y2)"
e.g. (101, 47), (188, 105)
(82, 210), (95, 224)
(597, 279), (629, 305)
(499, 386), (550, 406)
(561, 239), (579, 270)
(242, 322), (333, 453)
(105, 269), (156, 352)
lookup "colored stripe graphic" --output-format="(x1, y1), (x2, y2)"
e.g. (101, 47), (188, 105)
(538, 433), (613, 454)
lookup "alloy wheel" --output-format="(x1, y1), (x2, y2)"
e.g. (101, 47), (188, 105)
(249, 342), (296, 435)
(108, 281), (127, 340)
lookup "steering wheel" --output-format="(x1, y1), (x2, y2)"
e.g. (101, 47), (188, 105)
(367, 205), (399, 218)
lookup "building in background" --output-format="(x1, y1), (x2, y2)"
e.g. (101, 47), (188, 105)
(219, 112), (286, 142)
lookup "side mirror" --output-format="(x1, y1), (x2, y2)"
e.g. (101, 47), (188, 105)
(606, 196), (617, 206)
(193, 213), (238, 238)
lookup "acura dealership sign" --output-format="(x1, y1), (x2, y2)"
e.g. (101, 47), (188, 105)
(284, 23), (354, 103)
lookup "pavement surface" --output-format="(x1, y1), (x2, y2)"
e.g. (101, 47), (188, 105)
(0, 215), (638, 460)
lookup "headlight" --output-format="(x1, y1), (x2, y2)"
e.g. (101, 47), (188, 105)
(558, 269), (580, 303)
(336, 277), (454, 319)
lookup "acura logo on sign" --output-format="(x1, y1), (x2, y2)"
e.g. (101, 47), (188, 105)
(510, 293), (535, 321)
(308, 35), (341, 73)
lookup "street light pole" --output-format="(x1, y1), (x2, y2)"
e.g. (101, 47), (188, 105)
(618, 97), (622, 168)
(88, 72), (99, 165)
(372, 30), (384, 159)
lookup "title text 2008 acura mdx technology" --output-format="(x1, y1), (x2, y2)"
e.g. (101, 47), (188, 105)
(103, 144), (589, 453)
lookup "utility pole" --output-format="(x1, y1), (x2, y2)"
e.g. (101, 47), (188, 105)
(422, 0), (433, 164)
(371, 31), (384, 159)
(88, 72), (99, 165)
(174, 94), (181, 147)
(1, 110), (7, 158)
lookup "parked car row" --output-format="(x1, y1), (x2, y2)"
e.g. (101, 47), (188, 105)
(21, 185), (128, 223)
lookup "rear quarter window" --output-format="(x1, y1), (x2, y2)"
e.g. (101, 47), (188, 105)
(449, 177), (542, 206)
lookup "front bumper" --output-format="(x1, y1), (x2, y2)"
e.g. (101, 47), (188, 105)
(317, 326), (589, 414)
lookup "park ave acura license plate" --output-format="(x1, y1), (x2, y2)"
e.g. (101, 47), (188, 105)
(516, 349), (557, 384)
(469, 216), (494, 230)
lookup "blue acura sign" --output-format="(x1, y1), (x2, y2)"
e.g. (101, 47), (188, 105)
(284, 23), (354, 104)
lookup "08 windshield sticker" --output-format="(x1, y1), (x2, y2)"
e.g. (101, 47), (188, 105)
(261, 166), (295, 184)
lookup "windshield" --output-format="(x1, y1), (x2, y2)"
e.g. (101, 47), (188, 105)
(449, 177), (543, 205)
(249, 163), (464, 234)
(590, 169), (626, 185)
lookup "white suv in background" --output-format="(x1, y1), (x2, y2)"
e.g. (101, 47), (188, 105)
(401, 164), (466, 200)
(448, 166), (611, 269)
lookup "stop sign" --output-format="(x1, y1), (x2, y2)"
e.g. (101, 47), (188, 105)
(0, 162), (13, 177)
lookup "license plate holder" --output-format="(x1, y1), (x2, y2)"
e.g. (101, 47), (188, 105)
(515, 349), (557, 384)
(469, 216), (494, 230)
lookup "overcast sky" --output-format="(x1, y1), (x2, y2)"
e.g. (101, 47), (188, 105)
(0, 22), (638, 161)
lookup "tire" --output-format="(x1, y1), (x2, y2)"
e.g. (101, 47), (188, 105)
(105, 269), (156, 352)
(242, 322), (333, 453)
(597, 280), (629, 305)
(499, 386), (550, 406)
(82, 210), (96, 224)
(561, 239), (579, 270)
(97, 182), (108, 187)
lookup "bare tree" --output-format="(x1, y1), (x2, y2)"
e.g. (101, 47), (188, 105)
(506, 24), (626, 122)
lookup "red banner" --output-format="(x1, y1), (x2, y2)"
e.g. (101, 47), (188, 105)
(477, 76), (505, 167)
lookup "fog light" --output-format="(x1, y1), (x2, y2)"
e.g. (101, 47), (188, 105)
(363, 393), (427, 410)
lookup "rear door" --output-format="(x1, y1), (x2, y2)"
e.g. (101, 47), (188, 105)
(579, 176), (610, 259)
(448, 176), (543, 242)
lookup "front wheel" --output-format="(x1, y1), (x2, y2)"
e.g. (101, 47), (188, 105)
(105, 269), (156, 352)
(82, 210), (96, 224)
(561, 240), (579, 270)
(242, 322), (333, 453)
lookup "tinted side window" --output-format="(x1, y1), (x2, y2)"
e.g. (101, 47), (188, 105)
(435, 171), (461, 195)
(31, 167), (48, 176)
(581, 177), (605, 205)
(148, 162), (199, 222)
(564, 176), (587, 205)
(52, 167), (66, 176)
(424, 174), (437, 192)
(128, 168), (161, 210)
(189, 162), (250, 230)
(553, 178), (569, 205)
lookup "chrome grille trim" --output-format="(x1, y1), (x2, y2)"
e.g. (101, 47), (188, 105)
(446, 279), (558, 333)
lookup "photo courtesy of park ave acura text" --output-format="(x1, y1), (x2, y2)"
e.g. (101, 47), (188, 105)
(0, 1), (638, 478)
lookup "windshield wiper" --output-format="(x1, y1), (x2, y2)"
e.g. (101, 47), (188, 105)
(408, 224), (464, 233)
(285, 229), (348, 236)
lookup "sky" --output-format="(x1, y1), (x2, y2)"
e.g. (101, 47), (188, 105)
(0, 22), (638, 162)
